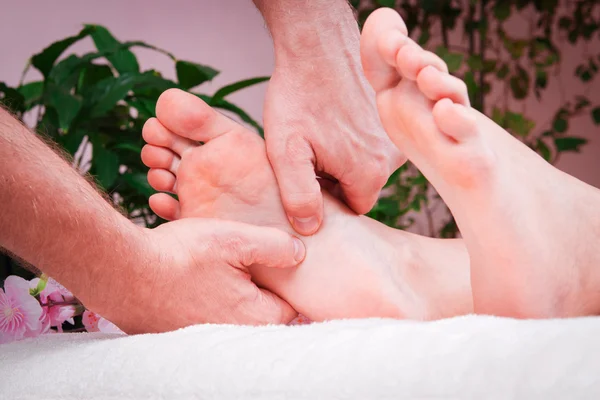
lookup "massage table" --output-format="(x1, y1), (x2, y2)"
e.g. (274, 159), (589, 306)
(2, 315), (600, 399)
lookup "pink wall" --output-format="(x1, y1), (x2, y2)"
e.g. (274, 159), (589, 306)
(1, 0), (599, 189)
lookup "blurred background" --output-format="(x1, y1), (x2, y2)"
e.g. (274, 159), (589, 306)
(0, 0), (599, 283)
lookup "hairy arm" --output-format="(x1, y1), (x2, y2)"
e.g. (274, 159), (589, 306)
(0, 107), (148, 313)
(252, 0), (404, 235)
(252, 0), (361, 65)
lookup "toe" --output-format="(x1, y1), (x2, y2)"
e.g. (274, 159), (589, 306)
(149, 193), (180, 221)
(417, 65), (470, 106)
(141, 145), (180, 175)
(361, 8), (408, 92)
(142, 117), (198, 156)
(156, 89), (240, 143)
(148, 168), (177, 193)
(396, 44), (448, 81)
(432, 98), (478, 142)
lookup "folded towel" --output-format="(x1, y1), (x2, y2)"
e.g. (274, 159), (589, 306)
(2, 315), (600, 399)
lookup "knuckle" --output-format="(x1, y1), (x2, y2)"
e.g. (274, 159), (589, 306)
(277, 134), (312, 162)
(283, 191), (321, 213)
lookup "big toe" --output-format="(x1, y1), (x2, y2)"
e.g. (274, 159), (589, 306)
(360, 8), (408, 92)
(156, 88), (239, 143)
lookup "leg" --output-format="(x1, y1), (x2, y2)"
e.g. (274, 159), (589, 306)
(361, 8), (600, 317)
(141, 89), (473, 322)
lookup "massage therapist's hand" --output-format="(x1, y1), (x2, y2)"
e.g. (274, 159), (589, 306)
(107, 218), (305, 334)
(254, 0), (406, 236)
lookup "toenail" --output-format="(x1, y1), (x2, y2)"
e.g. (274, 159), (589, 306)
(292, 216), (319, 235)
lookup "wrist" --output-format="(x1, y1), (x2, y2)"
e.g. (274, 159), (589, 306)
(257, 0), (361, 67)
(76, 222), (155, 325)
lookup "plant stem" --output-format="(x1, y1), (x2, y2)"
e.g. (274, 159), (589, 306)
(18, 61), (31, 87)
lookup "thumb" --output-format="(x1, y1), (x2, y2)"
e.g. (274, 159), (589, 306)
(252, 288), (298, 325)
(214, 221), (306, 269)
(268, 140), (324, 236)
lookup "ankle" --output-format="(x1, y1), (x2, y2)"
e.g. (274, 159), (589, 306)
(388, 233), (473, 320)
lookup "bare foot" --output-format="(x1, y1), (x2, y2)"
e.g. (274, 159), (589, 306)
(361, 8), (600, 318)
(140, 89), (472, 322)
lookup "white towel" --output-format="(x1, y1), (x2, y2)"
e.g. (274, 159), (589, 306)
(2, 315), (600, 399)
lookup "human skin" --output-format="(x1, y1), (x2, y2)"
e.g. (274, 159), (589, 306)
(0, 106), (306, 334)
(252, 0), (406, 236)
(141, 89), (474, 322)
(361, 8), (600, 318)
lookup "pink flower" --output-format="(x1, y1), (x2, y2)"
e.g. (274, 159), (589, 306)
(30, 278), (76, 331)
(82, 311), (123, 334)
(0, 276), (43, 344)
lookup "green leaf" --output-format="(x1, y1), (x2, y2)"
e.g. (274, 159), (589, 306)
(127, 97), (157, 118)
(463, 71), (478, 105)
(212, 77), (270, 102)
(18, 81), (44, 110)
(29, 277), (47, 297)
(435, 46), (463, 73)
(553, 118), (568, 133)
(176, 60), (219, 89)
(503, 37), (528, 59)
(46, 83), (83, 131)
(122, 173), (155, 198)
(509, 66), (529, 99)
(0, 82), (25, 114)
(575, 96), (591, 111)
(77, 64), (114, 92)
(496, 64), (510, 79)
(554, 137), (587, 152)
(491, 107), (504, 126)
(592, 107), (600, 125)
(86, 24), (140, 74)
(210, 97), (263, 136)
(493, 1), (511, 21)
(483, 59), (497, 73)
(536, 139), (552, 162)
(91, 141), (120, 189)
(558, 17), (571, 30)
(49, 55), (85, 86)
(376, 0), (395, 6)
(580, 70), (593, 82)
(59, 128), (88, 155)
(31, 27), (93, 77)
(417, 29), (431, 46)
(505, 111), (535, 136)
(384, 167), (402, 188)
(87, 73), (139, 118)
(467, 55), (483, 71)
(112, 143), (142, 154)
(535, 69), (547, 89)
(134, 70), (179, 98)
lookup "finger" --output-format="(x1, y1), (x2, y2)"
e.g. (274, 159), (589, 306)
(267, 137), (323, 236)
(149, 193), (180, 221)
(245, 287), (298, 325)
(214, 222), (306, 268)
(156, 89), (239, 143)
(339, 168), (389, 215)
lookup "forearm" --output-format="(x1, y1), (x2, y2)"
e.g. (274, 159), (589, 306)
(253, 0), (360, 65)
(0, 107), (149, 312)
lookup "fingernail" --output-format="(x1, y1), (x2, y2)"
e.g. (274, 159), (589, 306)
(292, 216), (319, 235)
(292, 238), (306, 263)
